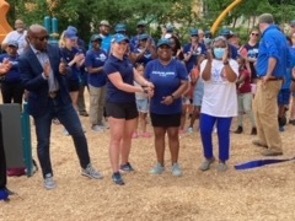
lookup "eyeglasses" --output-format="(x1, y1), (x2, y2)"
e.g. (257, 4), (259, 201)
(34, 35), (50, 41)
(251, 33), (259, 37)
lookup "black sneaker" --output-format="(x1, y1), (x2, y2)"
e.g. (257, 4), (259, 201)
(112, 172), (125, 185)
(119, 162), (135, 173)
(234, 126), (243, 134)
(250, 127), (257, 135)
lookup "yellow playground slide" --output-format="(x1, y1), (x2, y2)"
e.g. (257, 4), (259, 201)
(0, 0), (13, 43)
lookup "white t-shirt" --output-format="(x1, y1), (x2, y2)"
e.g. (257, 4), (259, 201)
(2, 30), (28, 55)
(200, 59), (238, 117)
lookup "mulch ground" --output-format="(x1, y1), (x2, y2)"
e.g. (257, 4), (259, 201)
(1, 107), (295, 221)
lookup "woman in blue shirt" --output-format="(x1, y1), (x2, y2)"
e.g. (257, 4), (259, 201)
(145, 38), (189, 177)
(103, 34), (154, 185)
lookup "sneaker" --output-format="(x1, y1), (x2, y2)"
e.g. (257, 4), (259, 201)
(250, 127), (257, 135)
(187, 127), (194, 134)
(150, 163), (165, 175)
(120, 162), (135, 173)
(261, 149), (283, 157)
(112, 172), (125, 185)
(199, 158), (215, 171)
(79, 111), (89, 117)
(217, 162), (228, 172)
(44, 173), (56, 190)
(91, 125), (104, 132)
(3, 187), (15, 196)
(0, 189), (9, 201)
(234, 126), (243, 134)
(82, 125), (86, 133)
(279, 126), (285, 132)
(171, 163), (182, 177)
(81, 164), (103, 179)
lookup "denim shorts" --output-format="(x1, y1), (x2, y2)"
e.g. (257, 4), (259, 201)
(136, 98), (149, 113)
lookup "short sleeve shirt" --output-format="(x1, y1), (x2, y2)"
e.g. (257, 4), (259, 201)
(145, 59), (188, 114)
(103, 54), (135, 103)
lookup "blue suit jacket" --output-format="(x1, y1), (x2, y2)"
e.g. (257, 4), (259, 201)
(19, 45), (72, 117)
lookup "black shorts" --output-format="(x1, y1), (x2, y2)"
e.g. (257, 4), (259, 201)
(68, 80), (80, 92)
(106, 102), (138, 120)
(150, 113), (181, 127)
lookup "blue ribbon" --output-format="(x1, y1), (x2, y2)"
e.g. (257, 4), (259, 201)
(235, 157), (295, 170)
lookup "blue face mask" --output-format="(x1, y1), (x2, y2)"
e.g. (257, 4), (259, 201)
(214, 48), (225, 59)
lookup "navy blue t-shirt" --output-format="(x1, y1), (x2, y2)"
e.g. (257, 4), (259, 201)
(103, 54), (135, 103)
(85, 49), (108, 87)
(59, 47), (81, 82)
(0, 54), (21, 83)
(183, 43), (207, 73)
(145, 59), (188, 115)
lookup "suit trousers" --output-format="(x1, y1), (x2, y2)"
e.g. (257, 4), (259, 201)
(34, 97), (91, 178)
(253, 80), (283, 151)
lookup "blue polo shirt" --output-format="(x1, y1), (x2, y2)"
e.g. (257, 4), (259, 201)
(183, 43), (207, 73)
(145, 59), (188, 115)
(85, 49), (108, 87)
(0, 54), (20, 83)
(103, 54), (135, 103)
(256, 25), (289, 78)
(60, 47), (81, 82)
(282, 47), (295, 89)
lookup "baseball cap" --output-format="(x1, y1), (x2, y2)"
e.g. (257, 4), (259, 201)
(64, 30), (78, 40)
(137, 21), (146, 27)
(115, 24), (127, 33)
(138, 33), (149, 41)
(112, 34), (129, 44)
(157, 38), (171, 48)
(7, 40), (18, 48)
(100, 20), (110, 27)
(190, 29), (198, 36)
(66, 26), (78, 34)
(90, 34), (102, 42)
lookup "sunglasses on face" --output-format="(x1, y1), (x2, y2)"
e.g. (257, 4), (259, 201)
(251, 33), (259, 37)
(34, 35), (50, 41)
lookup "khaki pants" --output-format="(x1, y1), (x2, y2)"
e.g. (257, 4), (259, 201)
(237, 92), (256, 127)
(253, 80), (282, 151)
(89, 85), (106, 126)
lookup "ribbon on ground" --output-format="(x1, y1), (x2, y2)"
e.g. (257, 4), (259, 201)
(235, 157), (295, 170)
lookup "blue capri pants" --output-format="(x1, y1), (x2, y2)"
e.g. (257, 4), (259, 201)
(200, 113), (233, 162)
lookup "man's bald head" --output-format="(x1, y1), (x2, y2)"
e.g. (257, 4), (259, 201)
(27, 24), (49, 51)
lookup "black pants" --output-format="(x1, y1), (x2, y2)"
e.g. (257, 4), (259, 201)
(1, 82), (24, 104)
(0, 112), (7, 189)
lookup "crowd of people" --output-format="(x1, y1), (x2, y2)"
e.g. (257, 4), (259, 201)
(0, 12), (295, 195)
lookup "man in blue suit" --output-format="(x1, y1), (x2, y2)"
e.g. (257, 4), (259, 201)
(19, 24), (103, 190)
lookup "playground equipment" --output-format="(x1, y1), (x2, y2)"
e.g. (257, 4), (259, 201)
(0, 0), (13, 43)
(44, 16), (59, 46)
(210, 0), (244, 35)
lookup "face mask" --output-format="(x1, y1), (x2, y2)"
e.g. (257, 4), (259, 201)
(214, 48), (225, 59)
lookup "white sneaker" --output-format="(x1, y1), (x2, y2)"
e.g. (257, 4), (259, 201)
(91, 125), (104, 132)
(44, 173), (56, 190)
(187, 127), (194, 134)
(171, 163), (182, 177)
